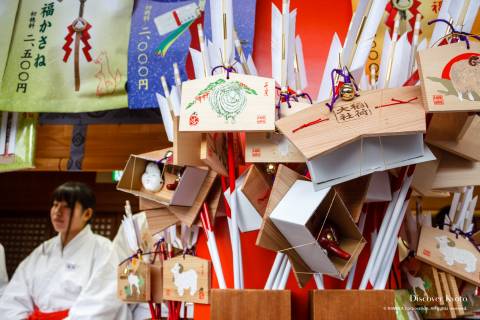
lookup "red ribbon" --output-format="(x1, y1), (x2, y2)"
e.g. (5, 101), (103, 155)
(62, 22), (93, 63)
(292, 117), (329, 133)
(374, 97), (418, 109)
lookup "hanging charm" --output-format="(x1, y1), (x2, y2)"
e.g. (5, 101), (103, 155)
(62, 0), (93, 91)
(326, 66), (359, 111)
(319, 224), (351, 260)
(385, 0), (421, 42)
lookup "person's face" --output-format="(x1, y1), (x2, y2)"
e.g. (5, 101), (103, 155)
(50, 200), (91, 235)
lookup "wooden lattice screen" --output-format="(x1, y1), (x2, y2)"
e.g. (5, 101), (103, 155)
(0, 212), (121, 278)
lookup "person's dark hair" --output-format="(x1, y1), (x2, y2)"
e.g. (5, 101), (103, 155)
(52, 181), (96, 234)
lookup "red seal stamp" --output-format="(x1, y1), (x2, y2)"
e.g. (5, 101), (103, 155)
(189, 112), (199, 126)
(433, 95), (444, 105)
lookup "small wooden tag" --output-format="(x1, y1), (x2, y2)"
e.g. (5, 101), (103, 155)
(117, 258), (151, 302)
(163, 255), (211, 304)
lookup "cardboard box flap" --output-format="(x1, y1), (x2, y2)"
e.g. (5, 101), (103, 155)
(255, 164), (312, 287)
(245, 132), (306, 163)
(170, 166), (208, 206)
(256, 165), (309, 252)
(433, 149), (480, 189)
(411, 147), (441, 196)
(276, 86), (426, 160)
(309, 141), (435, 190)
(365, 171), (392, 203)
(173, 116), (204, 167)
(200, 133), (229, 176)
(169, 170), (218, 226)
(194, 179), (223, 227)
(140, 197), (179, 235)
(223, 170), (263, 232)
(334, 175), (371, 222)
(138, 148), (173, 161)
(427, 113), (480, 161)
(240, 165), (273, 217)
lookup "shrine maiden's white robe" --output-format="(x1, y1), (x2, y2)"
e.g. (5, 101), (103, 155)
(63, 213), (151, 320)
(0, 244), (8, 297)
(0, 225), (113, 320)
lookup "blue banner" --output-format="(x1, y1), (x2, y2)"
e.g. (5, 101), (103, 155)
(127, 0), (257, 109)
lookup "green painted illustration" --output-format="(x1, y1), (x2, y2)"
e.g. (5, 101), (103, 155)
(428, 77), (480, 101)
(429, 53), (480, 102)
(187, 79), (258, 123)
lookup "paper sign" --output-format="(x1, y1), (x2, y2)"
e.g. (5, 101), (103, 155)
(179, 73), (276, 132)
(0, 1), (132, 112)
(127, 0), (257, 109)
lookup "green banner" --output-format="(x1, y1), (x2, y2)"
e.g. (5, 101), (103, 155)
(0, 0), (133, 113)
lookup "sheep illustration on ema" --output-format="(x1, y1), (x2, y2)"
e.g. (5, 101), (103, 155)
(435, 235), (478, 273)
(427, 53), (480, 102)
(171, 262), (198, 297)
(163, 255), (211, 304)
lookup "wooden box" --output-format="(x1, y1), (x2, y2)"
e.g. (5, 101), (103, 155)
(245, 132), (306, 163)
(210, 289), (291, 320)
(310, 290), (396, 320)
(117, 148), (209, 207)
(426, 112), (480, 161)
(256, 165), (368, 287)
(276, 86), (430, 189)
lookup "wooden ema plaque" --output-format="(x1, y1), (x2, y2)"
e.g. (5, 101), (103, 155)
(276, 86), (425, 160)
(417, 226), (480, 287)
(163, 255), (210, 304)
(117, 258), (151, 303)
(417, 41), (480, 112)
(179, 73), (276, 132)
(210, 289), (291, 320)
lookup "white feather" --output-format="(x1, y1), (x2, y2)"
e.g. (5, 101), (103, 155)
(344, 0), (389, 69)
(247, 55), (258, 76)
(286, 9), (297, 90)
(271, 3), (283, 84)
(156, 93), (174, 142)
(430, 0), (452, 47)
(317, 33), (342, 102)
(295, 35), (308, 91)
(189, 48), (206, 80)
(210, 0), (234, 65)
(170, 85), (181, 117)
(449, 0), (480, 32)
(377, 29), (392, 89)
